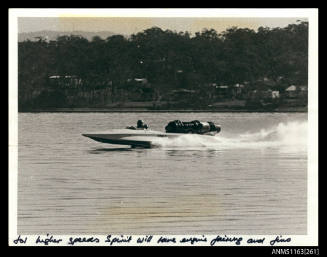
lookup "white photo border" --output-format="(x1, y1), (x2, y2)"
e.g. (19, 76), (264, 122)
(8, 8), (319, 246)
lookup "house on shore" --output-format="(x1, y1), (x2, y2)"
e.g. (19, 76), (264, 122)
(247, 89), (280, 101)
(125, 77), (154, 101)
(231, 83), (245, 99)
(48, 75), (83, 89)
(169, 89), (197, 101)
(285, 85), (297, 98)
(208, 83), (245, 100)
(285, 85), (308, 99)
(127, 78), (148, 85)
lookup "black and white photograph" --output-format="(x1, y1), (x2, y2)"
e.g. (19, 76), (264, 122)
(9, 9), (318, 248)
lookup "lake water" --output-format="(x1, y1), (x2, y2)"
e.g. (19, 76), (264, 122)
(18, 112), (307, 235)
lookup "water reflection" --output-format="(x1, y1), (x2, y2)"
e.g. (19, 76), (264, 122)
(164, 148), (223, 158)
(88, 147), (132, 154)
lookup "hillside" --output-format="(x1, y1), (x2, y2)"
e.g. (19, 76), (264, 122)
(18, 23), (308, 112)
(18, 30), (123, 42)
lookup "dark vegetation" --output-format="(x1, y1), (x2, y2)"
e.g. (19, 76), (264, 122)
(18, 21), (308, 111)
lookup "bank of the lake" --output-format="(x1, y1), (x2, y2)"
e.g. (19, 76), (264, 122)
(19, 106), (308, 113)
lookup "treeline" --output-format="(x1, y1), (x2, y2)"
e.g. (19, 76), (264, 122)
(18, 21), (308, 109)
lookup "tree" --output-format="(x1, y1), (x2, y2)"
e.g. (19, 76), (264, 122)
(18, 22), (308, 109)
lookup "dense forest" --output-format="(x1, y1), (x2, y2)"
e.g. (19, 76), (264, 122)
(18, 21), (308, 110)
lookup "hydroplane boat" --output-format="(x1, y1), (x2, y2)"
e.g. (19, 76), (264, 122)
(83, 120), (221, 148)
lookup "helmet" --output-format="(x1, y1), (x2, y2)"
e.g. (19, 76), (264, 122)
(137, 120), (144, 128)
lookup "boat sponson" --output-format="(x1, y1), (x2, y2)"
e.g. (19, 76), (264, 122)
(83, 134), (152, 148)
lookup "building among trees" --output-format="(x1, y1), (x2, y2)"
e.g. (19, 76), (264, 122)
(18, 21), (308, 111)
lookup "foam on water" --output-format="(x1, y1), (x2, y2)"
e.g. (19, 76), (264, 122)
(150, 120), (308, 150)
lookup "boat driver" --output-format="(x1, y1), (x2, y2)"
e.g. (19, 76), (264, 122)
(126, 120), (149, 130)
(137, 120), (149, 129)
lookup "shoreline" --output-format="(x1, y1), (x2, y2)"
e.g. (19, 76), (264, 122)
(18, 107), (308, 113)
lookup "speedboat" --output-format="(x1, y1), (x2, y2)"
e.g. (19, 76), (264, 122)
(82, 129), (180, 148)
(83, 120), (221, 148)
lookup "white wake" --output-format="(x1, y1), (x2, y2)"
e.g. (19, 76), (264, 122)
(150, 120), (307, 150)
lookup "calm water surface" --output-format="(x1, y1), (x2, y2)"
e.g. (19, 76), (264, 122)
(18, 112), (307, 234)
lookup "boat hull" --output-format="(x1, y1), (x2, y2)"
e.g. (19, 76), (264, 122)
(82, 129), (180, 148)
(83, 128), (220, 148)
(83, 134), (153, 148)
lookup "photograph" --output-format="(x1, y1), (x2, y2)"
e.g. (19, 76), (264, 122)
(9, 8), (318, 248)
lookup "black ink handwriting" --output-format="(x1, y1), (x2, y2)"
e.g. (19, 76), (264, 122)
(270, 235), (291, 246)
(137, 235), (153, 244)
(13, 235), (27, 244)
(157, 236), (176, 244)
(210, 235), (243, 246)
(180, 235), (207, 245)
(247, 237), (265, 244)
(36, 234), (62, 245)
(68, 236), (100, 246)
(105, 235), (132, 245)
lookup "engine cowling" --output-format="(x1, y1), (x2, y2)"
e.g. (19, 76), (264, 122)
(165, 120), (221, 134)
